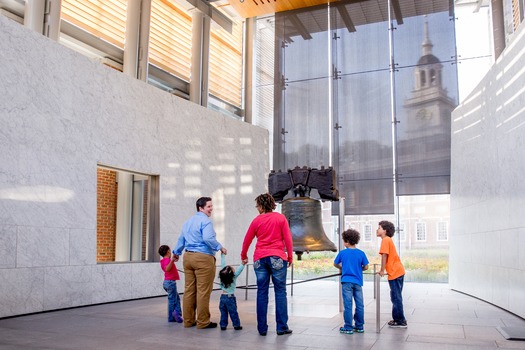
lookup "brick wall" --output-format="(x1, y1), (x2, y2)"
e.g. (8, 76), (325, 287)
(97, 168), (118, 262)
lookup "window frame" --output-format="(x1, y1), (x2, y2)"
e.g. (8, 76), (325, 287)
(437, 221), (448, 241)
(416, 222), (427, 242)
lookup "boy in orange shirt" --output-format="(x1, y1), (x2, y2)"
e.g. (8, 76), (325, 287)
(377, 220), (407, 328)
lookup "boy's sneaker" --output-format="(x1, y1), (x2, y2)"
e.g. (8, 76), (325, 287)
(339, 327), (353, 334)
(234, 326), (243, 330)
(387, 320), (395, 326)
(353, 328), (364, 333)
(389, 321), (408, 328)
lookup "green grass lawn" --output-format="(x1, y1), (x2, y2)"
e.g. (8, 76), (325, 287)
(290, 249), (449, 283)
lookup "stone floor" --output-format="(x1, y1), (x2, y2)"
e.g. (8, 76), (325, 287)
(1, 280), (525, 349)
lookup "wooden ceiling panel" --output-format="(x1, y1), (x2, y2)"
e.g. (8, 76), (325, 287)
(227, 0), (335, 18)
(226, 0), (452, 20)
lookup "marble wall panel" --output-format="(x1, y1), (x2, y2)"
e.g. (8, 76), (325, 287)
(159, 231), (179, 252)
(489, 266), (510, 311)
(131, 263), (164, 298)
(91, 264), (134, 304)
(519, 227), (525, 271)
(509, 270), (525, 316)
(69, 228), (96, 266)
(43, 266), (93, 310)
(450, 23), (525, 318)
(483, 231), (501, 267)
(0, 268), (44, 317)
(0, 225), (17, 268)
(500, 229), (519, 269)
(17, 226), (69, 268)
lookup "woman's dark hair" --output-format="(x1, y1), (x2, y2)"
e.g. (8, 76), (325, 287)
(342, 229), (360, 245)
(255, 193), (276, 213)
(196, 196), (212, 211)
(158, 245), (170, 257)
(219, 266), (234, 289)
(379, 220), (396, 237)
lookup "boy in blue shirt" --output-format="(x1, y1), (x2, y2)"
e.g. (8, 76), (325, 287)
(334, 229), (369, 334)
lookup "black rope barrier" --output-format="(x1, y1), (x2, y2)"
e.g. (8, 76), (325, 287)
(177, 267), (380, 291)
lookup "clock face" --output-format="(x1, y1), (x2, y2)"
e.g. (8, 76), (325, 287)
(416, 108), (432, 120)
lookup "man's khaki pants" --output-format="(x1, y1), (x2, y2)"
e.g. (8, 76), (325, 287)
(182, 251), (216, 328)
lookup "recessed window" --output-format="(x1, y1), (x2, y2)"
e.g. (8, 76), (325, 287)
(97, 166), (159, 263)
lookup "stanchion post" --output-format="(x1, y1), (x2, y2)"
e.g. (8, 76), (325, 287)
(291, 261), (294, 296)
(373, 264), (377, 299)
(245, 264), (249, 301)
(375, 271), (381, 333)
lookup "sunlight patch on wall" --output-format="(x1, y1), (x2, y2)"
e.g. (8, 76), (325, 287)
(0, 186), (75, 202)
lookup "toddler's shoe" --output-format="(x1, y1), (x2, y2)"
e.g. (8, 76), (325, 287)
(339, 327), (353, 334)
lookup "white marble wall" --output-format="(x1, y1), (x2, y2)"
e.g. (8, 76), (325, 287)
(0, 16), (267, 317)
(450, 23), (525, 318)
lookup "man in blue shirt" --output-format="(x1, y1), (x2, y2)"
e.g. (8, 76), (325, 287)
(174, 197), (227, 329)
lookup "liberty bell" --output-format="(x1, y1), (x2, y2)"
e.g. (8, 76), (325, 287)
(269, 166), (339, 260)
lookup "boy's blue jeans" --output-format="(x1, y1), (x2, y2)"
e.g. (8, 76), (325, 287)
(163, 280), (182, 322)
(341, 282), (364, 330)
(254, 256), (289, 334)
(388, 274), (406, 323)
(219, 294), (241, 328)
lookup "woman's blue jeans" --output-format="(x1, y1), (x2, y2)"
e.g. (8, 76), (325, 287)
(163, 280), (182, 322)
(341, 282), (364, 330)
(254, 256), (288, 334)
(388, 274), (406, 323)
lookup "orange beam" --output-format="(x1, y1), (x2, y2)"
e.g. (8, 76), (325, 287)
(227, 0), (338, 18)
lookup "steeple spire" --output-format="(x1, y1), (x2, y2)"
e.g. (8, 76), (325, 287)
(422, 16), (433, 56)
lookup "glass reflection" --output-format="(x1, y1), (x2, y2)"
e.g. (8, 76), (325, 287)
(251, 0), (491, 283)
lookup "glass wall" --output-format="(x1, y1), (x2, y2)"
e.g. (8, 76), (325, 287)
(254, 0), (492, 283)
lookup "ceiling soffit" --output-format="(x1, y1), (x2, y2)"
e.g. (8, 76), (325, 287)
(251, 0), (453, 39)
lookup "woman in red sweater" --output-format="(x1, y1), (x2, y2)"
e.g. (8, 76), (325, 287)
(241, 193), (294, 336)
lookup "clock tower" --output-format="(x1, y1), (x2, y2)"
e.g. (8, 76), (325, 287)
(403, 19), (456, 138)
(397, 17), (458, 196)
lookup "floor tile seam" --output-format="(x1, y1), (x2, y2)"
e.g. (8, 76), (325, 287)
(406, 335), (499, 347)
